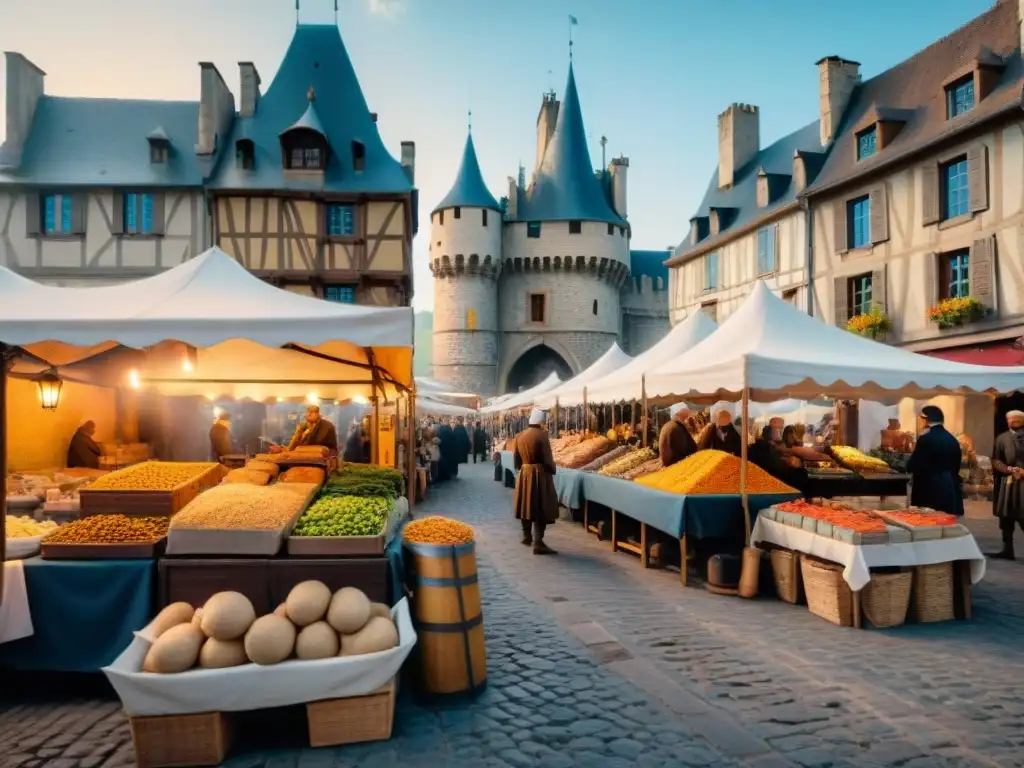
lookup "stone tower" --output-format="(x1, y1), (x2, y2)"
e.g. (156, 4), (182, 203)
(429, 130), (503, 394)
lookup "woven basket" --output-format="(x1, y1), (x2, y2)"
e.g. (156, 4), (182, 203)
(912, 562), (954, 623)
(307, 678), (396, 747)
(862, 571), (912, 628)
(130, 711), (231, 768)
(800, 557), (853, 627)
(770, 548), (803, 605)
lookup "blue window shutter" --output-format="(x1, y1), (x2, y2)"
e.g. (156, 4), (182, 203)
(125, 194), (137, 233)
(141, 194), (154, 234)
(44, 195), (56, 234)
(61, 195), (73, 234)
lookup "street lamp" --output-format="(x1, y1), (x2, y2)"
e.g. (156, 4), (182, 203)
(36, 371), (63, 411)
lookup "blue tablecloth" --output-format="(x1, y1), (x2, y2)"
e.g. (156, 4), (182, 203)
(385, 529), (405, 605)
(580, 471), (798, 539)
(498, 451), (583, 508)
(0, 558), (155, 672)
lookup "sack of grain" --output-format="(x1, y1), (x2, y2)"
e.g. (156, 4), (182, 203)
(223, 468), (271, 486)
(280, 466), (326, 485)
(246, 460), (280, 478)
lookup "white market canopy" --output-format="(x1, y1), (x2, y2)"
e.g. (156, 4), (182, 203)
(481, 371), (562, 413)
(417, 396), (479, 418)
(534, 343), (632, 408)
(583, 310), (718, 404)
(415, 376), (478, 399)
(644, 280), (1024, 402)
(0, 248), (415, 399)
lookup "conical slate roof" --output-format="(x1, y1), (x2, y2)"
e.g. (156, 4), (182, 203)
(432, 132), (500, 214)
(516, 63), (623, 225)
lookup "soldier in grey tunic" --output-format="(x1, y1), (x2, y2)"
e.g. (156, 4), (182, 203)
(989, 410), (1024, 560)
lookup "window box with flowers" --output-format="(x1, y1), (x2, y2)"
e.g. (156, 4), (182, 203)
(928, 297), (986, 329)
(847, 306), (893, 340)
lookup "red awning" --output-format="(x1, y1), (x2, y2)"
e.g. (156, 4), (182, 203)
(924, 340), (1024, 366)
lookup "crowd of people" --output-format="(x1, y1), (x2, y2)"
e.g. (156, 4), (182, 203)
(417, 416), (488, 486)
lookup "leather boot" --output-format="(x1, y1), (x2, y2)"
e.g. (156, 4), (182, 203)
(521, 532), (533, 546)
(533, 539), (557, 555)
(988, 547), (1015, 560)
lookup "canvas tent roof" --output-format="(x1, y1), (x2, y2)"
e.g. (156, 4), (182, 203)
(418, 396), (479, 418)
(534, 343), (631, 408)
(0, 248), (414, 398)
(415, 377), (478, 399)
(645, 281), (1024, 402)
(481, 371), (562, 413)
(583, 311), (718, 404)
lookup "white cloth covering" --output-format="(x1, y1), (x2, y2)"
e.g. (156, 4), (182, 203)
(752, 517), (986, 592)
(0, 561), (34, 644)
(104, 598), (416, 716)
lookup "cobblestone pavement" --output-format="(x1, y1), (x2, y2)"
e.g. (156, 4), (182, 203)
(3, 463), (1024, 767)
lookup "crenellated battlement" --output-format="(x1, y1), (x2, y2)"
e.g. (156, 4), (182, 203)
(430, 253), (502, 280)
(501, 254), (630, 289)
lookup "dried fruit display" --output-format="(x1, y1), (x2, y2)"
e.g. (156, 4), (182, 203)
(88, 462), (219, 491)
(44, 514), (168, 543)
(599, 447), (656, 477)
(578, 445), (631, 472)
(870, 508), (958, 527)
(403, 516), (474, 545)
(829, 446), (893, 474)
(621, 457), (663, 480)
(773, 500), (887, 534)
(170, 483), (319, 531)
(6, 515), (59, 538)
(636, 450), (796, 495)
(557, 437), (616, 469)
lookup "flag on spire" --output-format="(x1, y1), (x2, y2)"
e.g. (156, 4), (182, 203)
(569, 14), (578, 24)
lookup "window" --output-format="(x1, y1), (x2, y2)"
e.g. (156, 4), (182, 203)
(947, 75), (975, 119)
(700, 301), (718, 322)
(529, 293), (546, 323)
(351, 141), (365, 172)
(454, 207), (461, 220)
(466, 308), (478, 330)
(43, 194), (73, 235)
(619, 227), (625, 237)
(703, 252), (719, 290)
(569, 221), (582, 235)
(939, 249), (970, 300)
(482, 209), (488, 227)
(284, 133), (327, 171)
(527, 221), (541, 238)
(327, 204), (356, 237)
(124, 192), (156, 235)
(236, 140), (255, 170)
(847, 196), (870, 249)
(756, 225), (776, 274)
(848, 273), (873, 318)
(324, 285), (356, 303)
(438, 210), (444, 225)
(856, 128), (877, 161)
(592, 300), (598, 315)
(150, 143), (169, 165)
(782, 288), (798, 305)
(607, 223), (614, 236)
(941, 156), (969, 220)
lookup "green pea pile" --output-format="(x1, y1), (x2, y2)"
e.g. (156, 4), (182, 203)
(292, 495), (390, 537)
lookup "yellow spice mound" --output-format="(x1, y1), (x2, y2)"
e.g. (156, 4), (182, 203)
(403, 516), (474, 545)
(636, 449), (796, 495)
(89, 461), (219, 491)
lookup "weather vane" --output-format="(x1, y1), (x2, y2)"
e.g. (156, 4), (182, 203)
(569, 15), (578, 61)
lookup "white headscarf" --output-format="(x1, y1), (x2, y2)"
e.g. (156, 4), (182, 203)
(529, 408), (547, 426)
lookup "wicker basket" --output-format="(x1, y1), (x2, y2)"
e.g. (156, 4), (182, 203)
(912, 562), (955, 623)
(861, 571), (912, 628)
(770, 548), (803, 604)
(800, 557), (853, 627)
(307, 678), (396, 747)
(130, 711), (231, 768)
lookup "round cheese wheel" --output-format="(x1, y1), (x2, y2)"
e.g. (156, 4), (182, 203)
(244, 615), (296, 665)
(340, 616), (398, 657)
(295, 621), (339, 660)
(285, 581), (331, 627)
(198, 638), (247, 669)
(143, 624), (204, 673)
(326, 587), (371, 634)
(201, 592), (256, 641)
(150, 602), (194, 639)
(369, 602), (391, 620)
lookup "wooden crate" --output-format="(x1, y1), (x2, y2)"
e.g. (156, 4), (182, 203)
(41, 537), (166, 561)
(80, 464), (226, 517)
(159, 558), (273, 614)
(130, 711), (232, 768)
(269, 557), (389, 605)
(307, 678), (396, 747)
(286, 532), (387, 557)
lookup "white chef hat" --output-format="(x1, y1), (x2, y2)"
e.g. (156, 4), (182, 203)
(712, 401), (734, 418)
(529, 408), (547, 426)
(1007, 410), (1024, 421)
(669, 403), (689, 418)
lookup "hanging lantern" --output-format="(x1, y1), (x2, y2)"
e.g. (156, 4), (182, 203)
(36, 371), (63, 411)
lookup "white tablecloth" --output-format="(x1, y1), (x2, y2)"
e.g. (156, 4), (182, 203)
(751, 517), (986, 592)
(500, 450), (516, 476)
(0, 560), (34, 644)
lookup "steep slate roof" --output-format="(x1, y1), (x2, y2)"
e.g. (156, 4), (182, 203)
(628, 250), (670, 284)
(514, 63), (623, 225)
(209, 24), (412, 194)
(805, 0), (1023, 196)
(432, 132), (500, 213)
(0, 98), (208, 187)
(671, 120), (824, 263)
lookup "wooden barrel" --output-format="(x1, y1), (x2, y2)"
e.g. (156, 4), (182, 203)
(403, 540), (487, 696)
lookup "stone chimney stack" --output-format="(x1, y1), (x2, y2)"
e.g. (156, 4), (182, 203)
(401, 141), (415, 184)
(717, 103), (759, 189)
(817, 56), (861, 146)
(196, 62), (235, 156)
(506, 177), (518, 219)
(1, 52), (46, 169)
(238, 62), (261, 118)
(610, 156), (629, 218)
(535, 91), (560, 170)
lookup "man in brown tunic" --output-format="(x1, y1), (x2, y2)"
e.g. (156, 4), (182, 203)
(513, 408), (559, 555)
(659, 406), (698, 467)
(286, 405), (339, 452)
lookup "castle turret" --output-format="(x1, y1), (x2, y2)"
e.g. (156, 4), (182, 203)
(429, 131), (503, 395)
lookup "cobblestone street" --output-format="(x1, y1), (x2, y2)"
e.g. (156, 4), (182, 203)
(2, 462), (1024, 767)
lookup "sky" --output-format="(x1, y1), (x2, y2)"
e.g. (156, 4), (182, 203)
(0, 0), (999, 312)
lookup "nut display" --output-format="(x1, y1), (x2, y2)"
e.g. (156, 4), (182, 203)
(829, 445), (894, 474)
(636, 449), (797, 495)
(579, 445), (631, 472)
(292, 495), (390, 537)
(171, 483), (319, 531)
(88, 462), (219, 491)
(43, 514), (168, 543)
(403, 516), (474, 545)
(556, 437), (616, 469)
(599, 447), (656, 477)
(6, 515), (59, 538)
(621, 457), (663, 480)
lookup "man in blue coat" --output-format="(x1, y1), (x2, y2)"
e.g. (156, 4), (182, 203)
(906, 405), (964, 516)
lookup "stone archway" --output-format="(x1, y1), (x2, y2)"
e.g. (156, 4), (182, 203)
(504, 345), (573, 394)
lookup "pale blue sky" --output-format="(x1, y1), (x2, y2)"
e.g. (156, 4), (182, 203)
(0, 0), (996, 310)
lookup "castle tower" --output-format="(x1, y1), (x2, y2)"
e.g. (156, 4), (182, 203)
(498, 63), (631, 394)
(429, 130), (503, 395)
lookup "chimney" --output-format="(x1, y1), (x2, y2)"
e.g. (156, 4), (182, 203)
(1, 53), (46, 169)
(717, 104), (759, 189)
(238, 62), (261, 118)
(817, 56), (861, 146)
(535, 91), (560, 170)
(401, 141), (415, 184)
(610, 156), (629, 218)
(506, 176), (518, 219)
(196, 62), (235, 156)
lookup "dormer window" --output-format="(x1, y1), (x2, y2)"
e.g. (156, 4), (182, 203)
(287, 143), (324, 170)
(856, 127), (877, 161)
(147, 127), (171, 165)
(947, 75), (975, 118)
(280, 86), (329, 172)
(352, 141), (365, 172)
(235, 139), (255, 170)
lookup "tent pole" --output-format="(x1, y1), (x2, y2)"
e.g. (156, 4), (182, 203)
(0, 344), (7, 602)
(738, 382), (759, 600)
(582, 386), (588, 434)
(641, 375), (648, 448)
(371, 396), (380, 465)
(407, 392), (416, 508)
(554, 396), (560, 438)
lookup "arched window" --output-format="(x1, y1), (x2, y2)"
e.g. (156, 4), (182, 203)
(592, 300), (598, 315)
